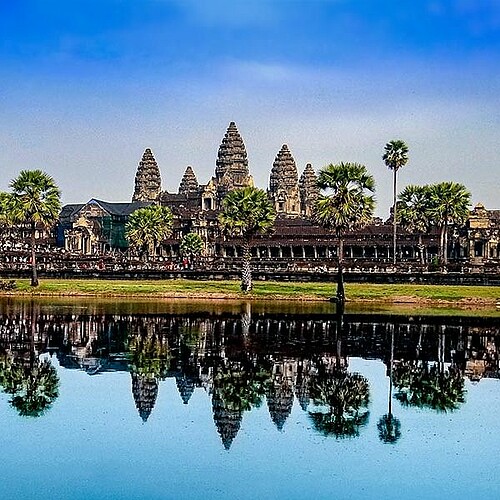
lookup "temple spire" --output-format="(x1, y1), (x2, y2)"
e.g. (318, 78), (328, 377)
(178, 165), (199, 195)
(210, 121), (253, 209)
(268, 144), (300, 216)
(215, 122), (249, 181)
(299, 163), (319, 217)
(132, 148), (162, 202)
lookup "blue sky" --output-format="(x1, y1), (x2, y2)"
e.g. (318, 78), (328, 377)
(1, 0), (499, 216)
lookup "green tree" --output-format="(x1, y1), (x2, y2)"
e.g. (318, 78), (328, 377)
(428, 182), (471, 266)
(397, 184), (432, 265)
(125, 205), (173, 260)
(219, 187), (276, 292)
(315, 162), (375, 304)
(0, 192), (14, 246)
(179, 232), (204, 268)
(0, 192), (13, 225)
(9, 170), (61, 286)
(383, 140), (409, 264)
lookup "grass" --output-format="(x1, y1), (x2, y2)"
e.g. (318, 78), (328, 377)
(3, 278), (499, 306)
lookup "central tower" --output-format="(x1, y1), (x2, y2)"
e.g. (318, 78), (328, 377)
(212, 122), (253, 207)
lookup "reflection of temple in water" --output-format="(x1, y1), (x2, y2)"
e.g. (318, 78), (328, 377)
(1, 307), (499, 448)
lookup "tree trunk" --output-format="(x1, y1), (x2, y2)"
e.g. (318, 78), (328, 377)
(443, 219), (448, 266)
(393, 168), (398, 265)
(240, 238), (252, 292)
(439, 225), (445, 266)
(336, 236), (345, 306)
(30, 222), (39, 287)
(418, 234), (424, 265)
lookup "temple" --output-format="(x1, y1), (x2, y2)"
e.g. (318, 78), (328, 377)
(1, 121), (499, 274)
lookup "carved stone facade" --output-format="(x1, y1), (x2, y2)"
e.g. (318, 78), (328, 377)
(466, 203), (500, 263)
(60, 199), (152, 254)
(132, 148), (162, 202)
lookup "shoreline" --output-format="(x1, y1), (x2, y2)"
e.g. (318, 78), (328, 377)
(0, 278), (498, 309)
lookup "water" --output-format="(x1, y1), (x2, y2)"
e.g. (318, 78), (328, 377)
(0, 298), (499, 500)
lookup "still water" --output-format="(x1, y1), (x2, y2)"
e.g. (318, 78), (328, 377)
(1, 298), (499, 500)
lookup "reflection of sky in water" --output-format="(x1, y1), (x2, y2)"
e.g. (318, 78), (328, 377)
(1, 355), (499, 500)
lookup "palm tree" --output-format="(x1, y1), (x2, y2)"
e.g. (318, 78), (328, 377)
(397, 184), (432, 265)
(219, 187), (275, 292)
(9, 170), (61, 286)
(0, 192), (13, 225)
(383, 140), (409, 265)
(125, 205), (173, 260)
(179, 232), (204, 268)
(428, 182), (471, 266)
(0, 192), (14, 246)
(315, 162), (375, 304)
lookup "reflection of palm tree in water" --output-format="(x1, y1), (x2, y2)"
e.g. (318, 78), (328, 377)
(128, 324), (170, 422)
(212, 358), (270, 449)
(393, 326), (466, 412)
(309, 366), (370, 438)
(0, 301), (59, 417)
(377, 324), (401, 444)
(308, 306), (370, 438)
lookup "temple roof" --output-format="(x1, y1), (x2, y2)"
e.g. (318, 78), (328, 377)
(88, 199), (153, 216)
(60, 200), (153, 222)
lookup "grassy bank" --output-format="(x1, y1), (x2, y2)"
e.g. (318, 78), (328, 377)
(1, 278), (499, 306)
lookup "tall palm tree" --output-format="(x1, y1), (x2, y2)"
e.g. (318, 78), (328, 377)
(383, 140), (409, 265)
(9, 170), (61, 286)
(315, 162), (375, 304)
(179, 232), (204, 268)
(219, 187), (275, 292)
(428, 182), (471, 266)
(397, 184), (432, 265)
(125, 205), (173, 260)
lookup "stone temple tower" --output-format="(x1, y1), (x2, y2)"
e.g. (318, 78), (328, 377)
(213, 122), (253, 206)
(299, 163), (319, 217)
(268, 144), (301, 216)
(132, 148), (162, 202)
(178, 165), (199, 196)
